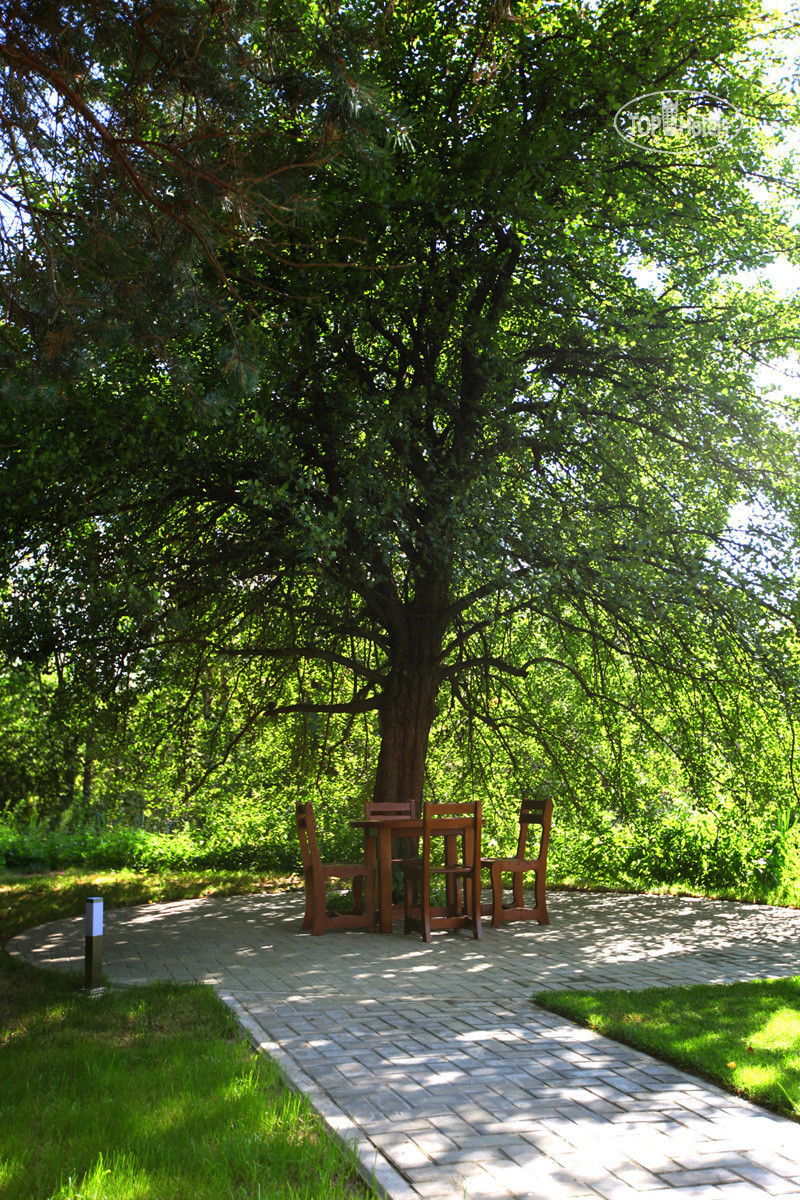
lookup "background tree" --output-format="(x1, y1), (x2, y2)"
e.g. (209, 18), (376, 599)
(3, 0), (800, 817)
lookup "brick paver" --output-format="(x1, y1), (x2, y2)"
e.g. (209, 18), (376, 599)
(7, 890), (800, 1199)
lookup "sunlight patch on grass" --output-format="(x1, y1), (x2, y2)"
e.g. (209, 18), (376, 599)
(52, 1152), (152, 1200)
(749, 1007), (800, 1052)
(0, 978), (375, 1200)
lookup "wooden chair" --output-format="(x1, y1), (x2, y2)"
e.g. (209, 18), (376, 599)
(364, 798), (416, 910)
(402, 801), (482, 942)
(364, 799), (416, 820)
(481, 796), (553, 928)
(295, 801), (376, 935)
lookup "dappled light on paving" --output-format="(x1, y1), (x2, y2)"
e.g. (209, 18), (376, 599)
(8, 888), (800, 1199)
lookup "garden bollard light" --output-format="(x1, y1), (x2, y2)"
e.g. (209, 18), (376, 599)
(84, 897), (103, 993)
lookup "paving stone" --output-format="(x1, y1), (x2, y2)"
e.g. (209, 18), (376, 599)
(457, 1164), (517, 1197)
(407, 1181), (468, 1199)
(605, 1162), (669, 1192)
(435, 1146), (514, 1167)
(744, 1150), (800, 1175)
(715, 1188), (796, 1200)
(656, 1168), (743, 1187)
(728, 1161), (800, 1194)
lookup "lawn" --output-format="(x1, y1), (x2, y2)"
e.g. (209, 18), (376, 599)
(533, 976), (800, 1121)
(0, 868), (377, 1200)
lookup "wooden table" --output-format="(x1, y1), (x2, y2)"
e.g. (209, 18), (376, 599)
(350, 815), (475, 934)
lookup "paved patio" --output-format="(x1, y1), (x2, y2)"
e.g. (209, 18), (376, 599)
(7, 889), (800, 1199)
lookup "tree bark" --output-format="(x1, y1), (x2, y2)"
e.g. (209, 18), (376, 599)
(372, 658), (441, 814)
(81, 736), (94, 811)
(372, 587), (448, 820)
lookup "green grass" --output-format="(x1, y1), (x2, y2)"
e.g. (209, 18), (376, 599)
(0, 868), (376, 1200)
(0, 866), (301, 936)
(533, 977), (800, 1121)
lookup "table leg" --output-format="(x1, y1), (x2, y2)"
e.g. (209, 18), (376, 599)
(464, 825), (475, 916)
(444, 831), (459, 912)
(363, 830), (378, 929)
(378, 825), (394, 933)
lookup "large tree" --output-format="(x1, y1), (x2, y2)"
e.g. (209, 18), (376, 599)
(4, 0), (800, 812)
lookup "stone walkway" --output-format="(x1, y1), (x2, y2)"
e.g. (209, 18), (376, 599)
(7, 889), (800, 1199)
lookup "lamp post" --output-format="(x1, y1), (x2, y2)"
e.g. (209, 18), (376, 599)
(84, 896), (103, 994)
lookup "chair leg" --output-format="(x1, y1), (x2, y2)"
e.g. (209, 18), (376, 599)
(364, 869), (376, 933)
(468, 868), (482, 939)
(534, 870), (550, 925)
(403, 874), (429, 939)
(445, 873), (462, 915)
(407, 873), (432, 942)
(311, 876), (328, 935)
(404, 875), (414, 935)
(302, 869), (314, 930)
(421, 881), (432, 942)
(352, 876), (364, 915)
(490, 863), (505, 927)
(512, 870), (525, 912)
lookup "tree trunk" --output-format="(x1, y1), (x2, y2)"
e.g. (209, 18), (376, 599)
(81, 736), (94, 811)
(372, 657), (441, 814)
(372, 594), (448, 869)
(61, 734), (80, 815)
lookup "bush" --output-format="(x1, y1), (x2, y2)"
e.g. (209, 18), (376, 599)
(0, 820), (296, 874)
(548, 801), (800, 896)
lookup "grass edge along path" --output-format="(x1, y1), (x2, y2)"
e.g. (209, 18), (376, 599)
(533, 975), (800, 1123)
(0, 868), (379, 1200)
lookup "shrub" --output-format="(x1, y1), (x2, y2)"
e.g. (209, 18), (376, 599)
(548, 802), (800, 896)
(0, 821), (293, 874)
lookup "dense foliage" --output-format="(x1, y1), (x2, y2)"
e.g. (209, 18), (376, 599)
(3, 0), (800, 860)
(0, 0), (397, 351)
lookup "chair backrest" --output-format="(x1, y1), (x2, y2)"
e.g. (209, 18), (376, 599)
(516, 796), (553, 861)
(364, 799), (415, 820)
(295, 801), (322, 874)
(422, 801), (482, 877)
